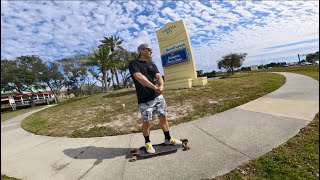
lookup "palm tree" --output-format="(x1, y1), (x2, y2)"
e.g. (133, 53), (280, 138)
(115, 49), (135, 88)
(99, 36), (123, 89)
(85, 46), (114, 93)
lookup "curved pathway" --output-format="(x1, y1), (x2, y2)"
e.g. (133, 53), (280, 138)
(1, 72), (319, 180)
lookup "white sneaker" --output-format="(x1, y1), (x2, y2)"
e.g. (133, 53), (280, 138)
(145, 142), (155, 153)
(164, 137), (182, 145)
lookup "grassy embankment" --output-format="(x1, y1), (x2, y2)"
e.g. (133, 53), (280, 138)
(21, 72), (285, 137)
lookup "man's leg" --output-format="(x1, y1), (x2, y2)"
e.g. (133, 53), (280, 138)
(159, 115), (169, 132)
(142, 121), (155, 153)
(159, 115), (182, 145)
(159, 115), (172, 141)
(142, 121), (151, 143)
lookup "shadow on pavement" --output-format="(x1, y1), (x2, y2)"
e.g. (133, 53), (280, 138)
(63, 146), (133, 165)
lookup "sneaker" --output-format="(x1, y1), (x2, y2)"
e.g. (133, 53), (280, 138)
(145, 142), (155, 154)
(164, 137), (182, 145)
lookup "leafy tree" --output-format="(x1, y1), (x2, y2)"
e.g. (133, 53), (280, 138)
(306, 52), (319, 63)
(115, 49), (134, 88)
(217, 53), (247, 75)
(86, 46), (115, 93)
(99, 36), (123, 89)
(88, 68), (103, 90)
(38, 61), (65, 103)
(1, 59), (18, 91)
(202, 70), (216, 78)
(58, 55), (90, 97)
(241, 67), (250, 71)
(1, 55), (46, 106)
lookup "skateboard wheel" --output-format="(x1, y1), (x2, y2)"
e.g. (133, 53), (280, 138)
(183, 145), (190, 151)
(129, 156), (137, 162)
(180, 139), (188, 143)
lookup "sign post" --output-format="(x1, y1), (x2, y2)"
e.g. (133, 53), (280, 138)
(156, 20), (207, 89)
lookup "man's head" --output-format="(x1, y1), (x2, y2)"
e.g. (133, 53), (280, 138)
(137, 43), (153, 60)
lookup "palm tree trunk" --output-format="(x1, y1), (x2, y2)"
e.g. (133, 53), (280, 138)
(106, 71), (109, 92)
(114, 66), (120, 89)
(101, 80), (105, 92)
(102, 71), (108, 93)
(111, 69), (115, 88)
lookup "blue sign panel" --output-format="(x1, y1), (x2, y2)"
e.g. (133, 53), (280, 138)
(161, 48), (190, 67)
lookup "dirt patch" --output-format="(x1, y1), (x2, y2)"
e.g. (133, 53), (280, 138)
(82, 102), (194, 134)
(167, 101), (194, 120)
(83, 112), (141, 133)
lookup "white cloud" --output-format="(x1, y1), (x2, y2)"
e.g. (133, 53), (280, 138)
(137, 15), (149, 25)
(1, 1), (319, 74)
(123, 1), (139, 13)
(161, 7), (180, 20)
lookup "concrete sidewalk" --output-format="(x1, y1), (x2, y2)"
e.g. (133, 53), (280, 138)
(1, 72), (319, 180)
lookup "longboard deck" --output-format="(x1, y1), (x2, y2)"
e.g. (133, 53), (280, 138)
(129, 139), (189, 161)
(138, 143), (181, 157)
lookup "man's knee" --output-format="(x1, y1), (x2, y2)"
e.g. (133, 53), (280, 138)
(159, 115), (168, 122)
(142, 121), (151, 127)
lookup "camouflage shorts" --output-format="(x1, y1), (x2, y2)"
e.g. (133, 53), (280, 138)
(139, 95), (167, 122)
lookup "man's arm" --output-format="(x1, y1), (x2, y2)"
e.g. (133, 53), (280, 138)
(133, 72), (158, 90)
(155, 73), (164, 92)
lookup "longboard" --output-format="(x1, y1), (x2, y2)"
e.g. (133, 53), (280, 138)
(129, 139), (190, 162)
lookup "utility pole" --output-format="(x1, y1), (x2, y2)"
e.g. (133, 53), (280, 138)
(298, 54), (301, 64)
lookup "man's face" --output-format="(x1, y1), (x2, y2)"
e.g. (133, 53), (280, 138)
(141, 46), (153, 58)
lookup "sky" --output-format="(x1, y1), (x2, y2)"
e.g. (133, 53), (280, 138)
(1, 0), (319, 75)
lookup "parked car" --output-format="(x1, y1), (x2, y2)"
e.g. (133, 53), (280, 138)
(313, 61), (319, 65)
(300, 62), (312, 66)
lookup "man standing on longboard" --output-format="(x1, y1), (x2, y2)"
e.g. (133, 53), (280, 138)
(129, 43), (182, 154)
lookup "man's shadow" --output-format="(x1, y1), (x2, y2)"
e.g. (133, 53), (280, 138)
(63, 146), (133, 165)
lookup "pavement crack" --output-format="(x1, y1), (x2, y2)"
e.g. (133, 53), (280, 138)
(75, 138), (101, 180)
(193, 124), (252, 158)
(77, 164), (95, 180)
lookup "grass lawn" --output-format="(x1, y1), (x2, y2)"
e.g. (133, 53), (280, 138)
(265, 64), (319, 80)
(21, 72), (285, 137)
(1, 106), (46, 122)
(1, 174), (21, 180)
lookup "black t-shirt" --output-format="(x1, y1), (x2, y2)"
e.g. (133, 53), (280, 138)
(128, 59), (160, 104)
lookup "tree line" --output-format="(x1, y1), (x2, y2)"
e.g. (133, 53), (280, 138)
(1, 36), (137, 105)
(215, 51), (319, 74)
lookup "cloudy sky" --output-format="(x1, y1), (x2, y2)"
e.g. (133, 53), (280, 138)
(1, 0), (319, 74)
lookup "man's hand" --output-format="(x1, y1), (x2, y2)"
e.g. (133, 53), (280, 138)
(153, 85), (163, 94)
(158, 85), (164, 93)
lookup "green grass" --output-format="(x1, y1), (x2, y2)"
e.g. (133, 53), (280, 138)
(212, 113), (319, 180)
(265, 65), (319, 80)
(1, 106), (45, 122)
(21, 72), (285, 137)
(1, 174), (21, 180)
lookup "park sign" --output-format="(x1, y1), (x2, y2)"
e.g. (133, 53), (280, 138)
(161, 42), (190, 67)
(156, 20), (207, 89)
